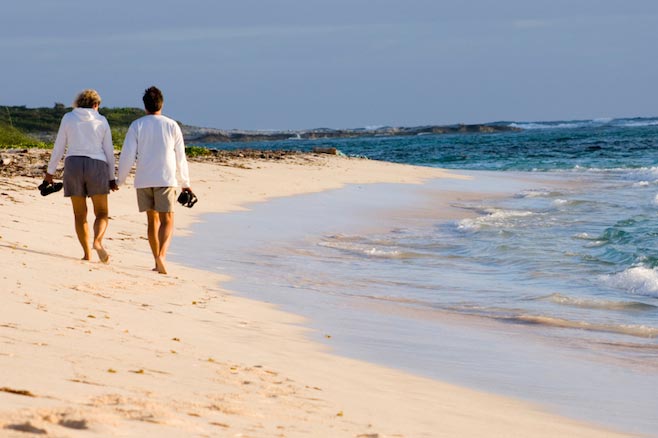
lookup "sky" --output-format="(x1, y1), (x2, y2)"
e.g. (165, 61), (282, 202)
(2, 0), (657, 130)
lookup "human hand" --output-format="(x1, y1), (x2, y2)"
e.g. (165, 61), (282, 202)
(177, 187), (198, 208)
(44, 173), (54, 184)
(109, 180), (119, 192)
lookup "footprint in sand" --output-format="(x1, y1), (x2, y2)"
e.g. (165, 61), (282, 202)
(58, 419), (88, 430)
(4, 422), (47, 434)
(94, 246), (110, 264)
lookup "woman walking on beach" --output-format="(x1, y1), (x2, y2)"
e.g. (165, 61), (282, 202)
(44, 89), (118, 263)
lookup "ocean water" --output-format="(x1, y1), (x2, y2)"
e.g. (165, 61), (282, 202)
(181, 117), (658, 435)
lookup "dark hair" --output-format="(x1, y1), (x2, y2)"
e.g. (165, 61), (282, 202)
(142, 86), (164, 113)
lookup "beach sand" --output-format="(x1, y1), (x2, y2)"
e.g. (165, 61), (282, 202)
(0, 153), (629, 437)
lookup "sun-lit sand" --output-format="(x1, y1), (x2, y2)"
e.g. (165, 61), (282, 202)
(0, 154), (629, 437)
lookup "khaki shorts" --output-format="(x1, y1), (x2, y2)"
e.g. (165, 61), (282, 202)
(136, 187), (177, 213)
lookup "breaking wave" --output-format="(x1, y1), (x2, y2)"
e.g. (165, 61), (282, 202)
(603, 267), (658, 298)
(457, 208), (534, 231)
(509, 117), (658, 130)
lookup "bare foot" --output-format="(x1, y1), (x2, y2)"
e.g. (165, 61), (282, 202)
(94, 244), (110, 264)
(155, 257), (167, 275)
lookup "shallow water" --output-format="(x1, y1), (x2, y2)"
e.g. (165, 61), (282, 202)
(185, 119), (658, 435)
(176, 171), (658, 436)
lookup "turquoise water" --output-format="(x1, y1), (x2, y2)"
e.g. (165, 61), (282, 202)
(196, 117), (658, 171)
(183, 118), (658, 435)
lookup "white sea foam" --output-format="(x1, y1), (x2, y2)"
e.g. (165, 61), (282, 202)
(318, 240), (408, 259)
(509, 122), (582, 130)
(363, 247), (401, 257)
(621, 120), (658, 127)
(515, 188), (558, 198)
(603, 267), (658, 298)
(457, 209), (534, 231)
(510, 117), (658, 130)
(633, 181), (651, 187)
(623, 168), (658, 182)
(509, 119), (614, 130)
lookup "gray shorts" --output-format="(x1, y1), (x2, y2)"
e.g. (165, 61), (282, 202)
(63, 156), (110, 197)
(136, 187), (177, 213)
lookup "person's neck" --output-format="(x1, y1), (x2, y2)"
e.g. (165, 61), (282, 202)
(147, 110), (162, 116)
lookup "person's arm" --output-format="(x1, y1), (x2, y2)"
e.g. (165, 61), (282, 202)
(174, 124), (191, 190)
(101, 120), (118, 190)
(45, 116), (68, 181)
(117, 124), (138, 186)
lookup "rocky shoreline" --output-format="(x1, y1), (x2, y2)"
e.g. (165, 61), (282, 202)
(0, 148), (330, 179)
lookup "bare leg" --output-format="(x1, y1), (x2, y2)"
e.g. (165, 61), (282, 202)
(156, 212), (174, 274)
(90, 194), (110, 263)
(146, 211), (174, 274)
(146, 210), (160, 270)
(70, 196), (91, 260)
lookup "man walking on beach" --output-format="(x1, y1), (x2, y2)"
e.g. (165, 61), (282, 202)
(117, 86), (192, 274)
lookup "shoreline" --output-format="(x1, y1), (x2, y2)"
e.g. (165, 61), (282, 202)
(0, 152), (631, 437)
(181, 169), (657, 435)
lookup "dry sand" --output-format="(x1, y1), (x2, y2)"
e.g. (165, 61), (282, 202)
(0, 153), (630, 437)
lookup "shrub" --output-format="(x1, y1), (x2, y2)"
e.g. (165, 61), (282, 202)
(0, 123), (49, 148)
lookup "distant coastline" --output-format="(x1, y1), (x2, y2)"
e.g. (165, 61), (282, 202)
(6, 104), (654, 148)
(1, 104), (519, 147)
(181, 122), (521, 144)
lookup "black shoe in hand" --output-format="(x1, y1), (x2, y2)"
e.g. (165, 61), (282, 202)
(177, 190), (198, 208)
(38, 180), (63, 196)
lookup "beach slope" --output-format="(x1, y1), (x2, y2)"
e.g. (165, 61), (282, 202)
(0, 154), (628, 437)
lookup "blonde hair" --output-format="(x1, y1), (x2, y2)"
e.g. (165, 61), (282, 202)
(73, 89), (102, 108)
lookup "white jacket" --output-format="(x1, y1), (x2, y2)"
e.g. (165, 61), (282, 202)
(47, 108), (115, 177)
(117, 114), (190, 189)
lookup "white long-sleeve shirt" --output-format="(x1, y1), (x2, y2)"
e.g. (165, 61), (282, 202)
(47, 108), (115, 177)
(117, 114), (191, 189)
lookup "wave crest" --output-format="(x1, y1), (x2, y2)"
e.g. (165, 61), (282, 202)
(457, 209), (534, 231)
(510, 315), (658, 338)
(541, 293), (656, 311)
(603, 267), (658, 298)
(508, 117), (658, 130)
(317, 239), (421, 259)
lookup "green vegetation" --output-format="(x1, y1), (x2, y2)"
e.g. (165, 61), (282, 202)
(0, 104), (145, 135)
(0, 123), (48, 149)
(0, 105), (67, 133)
(99, 106), (145, 126)
(100, 107), (145, 145)
(185, 145), (213, 157)
(0, 105), (206, 155)
(0, 104), (146, 148)
(110, 126), (129, 148)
